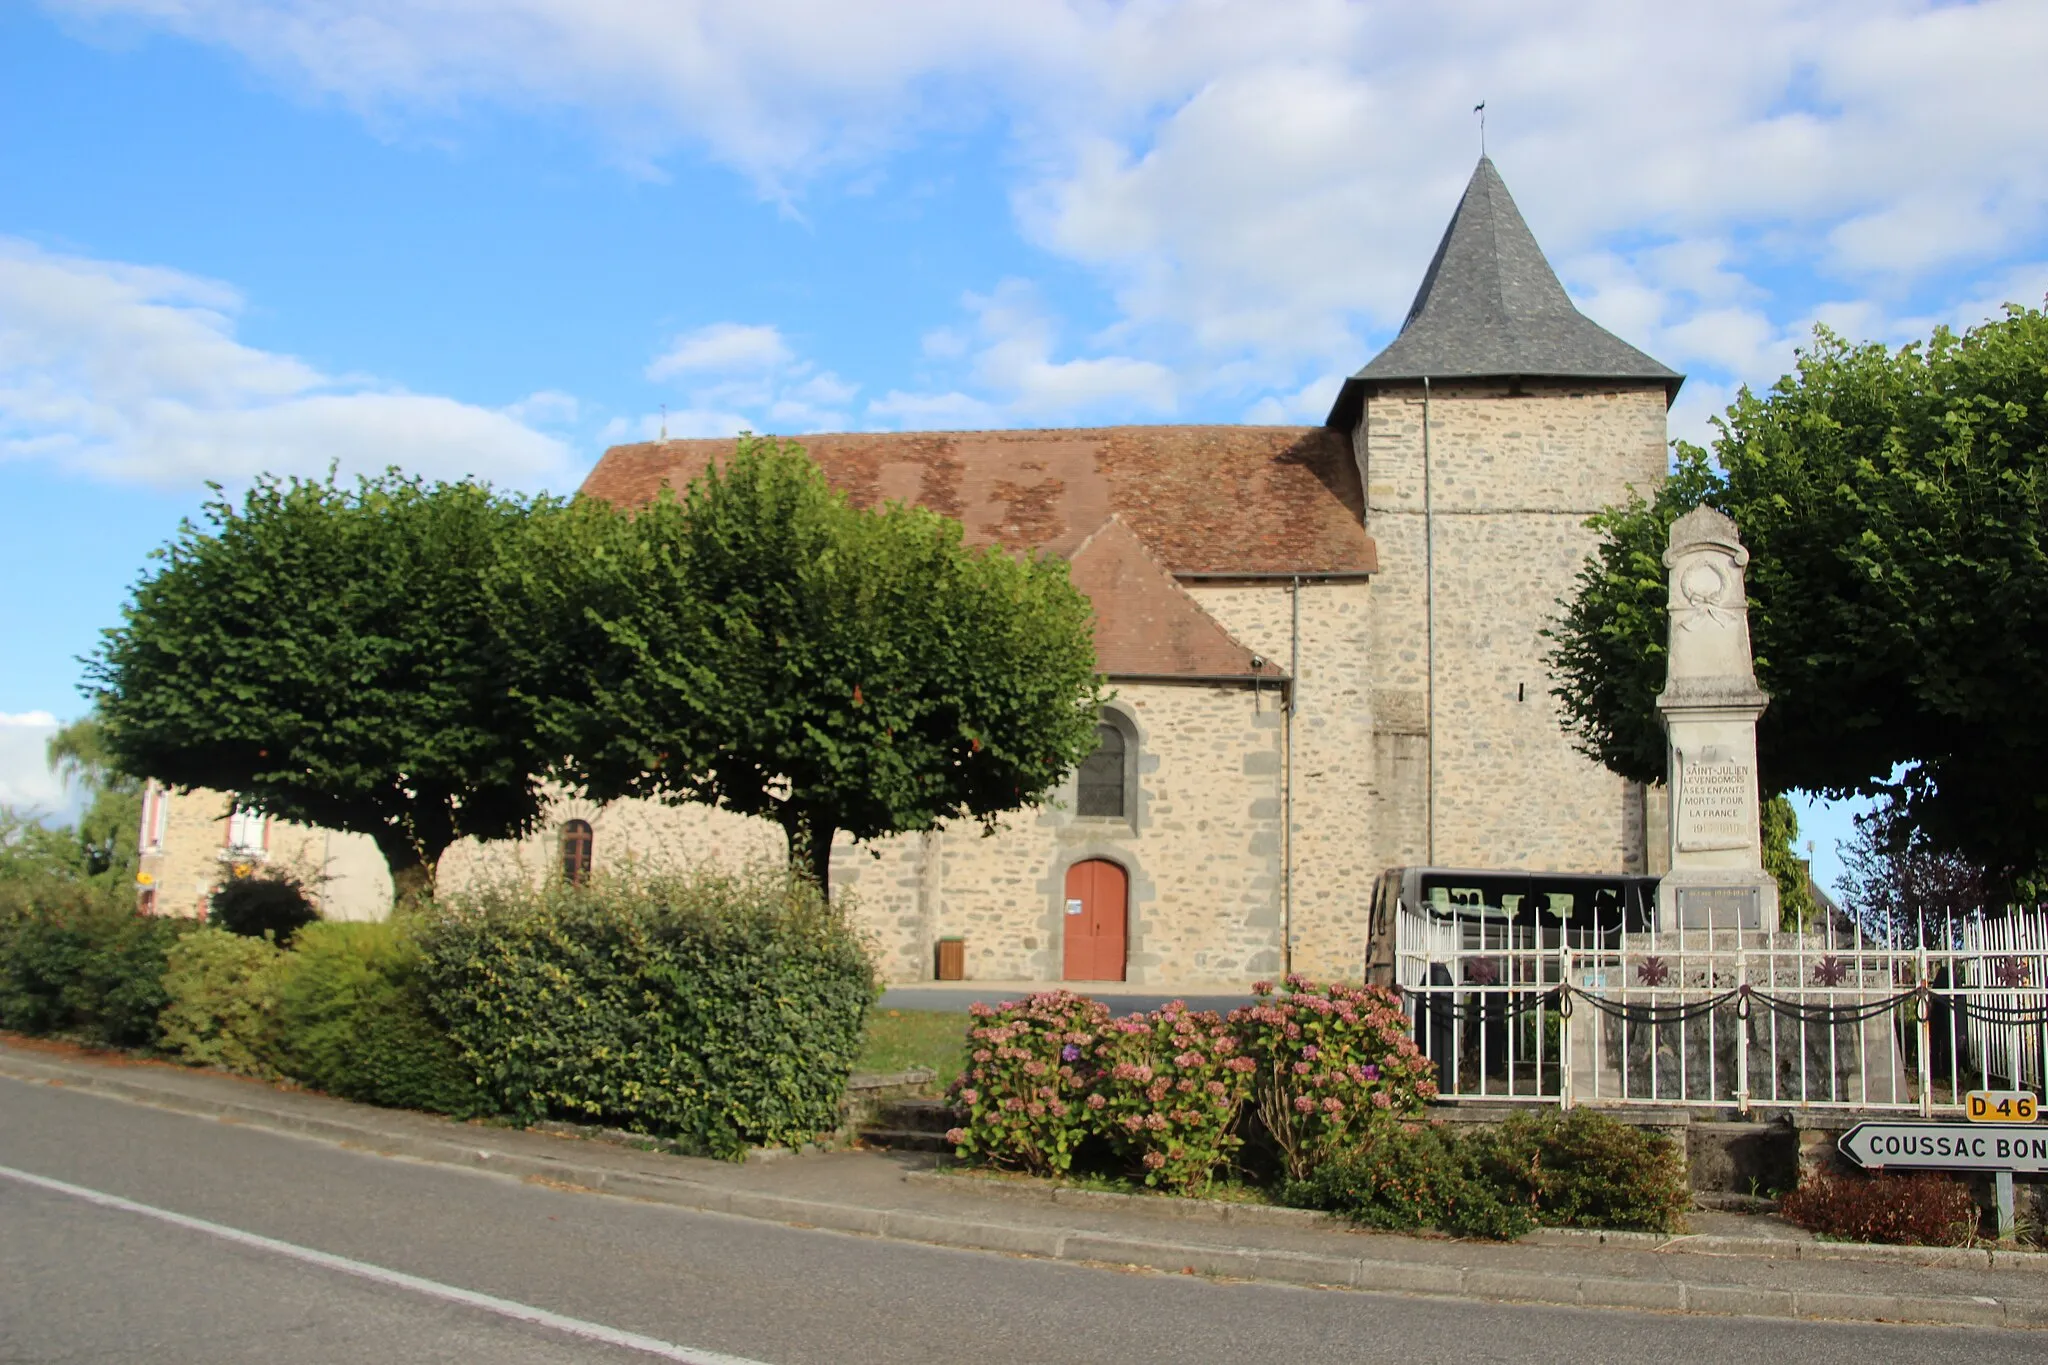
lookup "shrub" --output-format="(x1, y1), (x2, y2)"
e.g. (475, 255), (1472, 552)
(157, 928), (287, 1076)
(1283, 1120), (1534, 1240)
(271, 921), (487, 1117)
(1781, 1171), (1979, 1246)
(1230, 976), (1439, 1180)
(209, 872), (319, 944)
(418, 867), (875, 1157)
(947, 990), (1109, 1174)
(0, 880), (193, 1046)
(1092, 1004), (1254, 1193)
(1469, 1109), (1690, 1233)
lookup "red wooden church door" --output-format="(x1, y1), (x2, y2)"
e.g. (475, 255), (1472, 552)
(1062, 859), (1128, 982)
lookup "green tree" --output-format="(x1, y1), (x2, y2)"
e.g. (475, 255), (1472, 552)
(1838, 801), (1995, 944)
(47, 713), (141, 882)
(528, 436), (1105, 892)
(1760, 794), (1818, 931)
(89, 471), (565, 901)
(0, 714), (141, 887)
(1548, 306), (2048, 894)
(0, 806), (95, 884)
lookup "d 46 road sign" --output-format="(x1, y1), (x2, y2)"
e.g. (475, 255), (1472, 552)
(1966, 1090), (2040, 1123)
(1839, 1122), (2048, 1174)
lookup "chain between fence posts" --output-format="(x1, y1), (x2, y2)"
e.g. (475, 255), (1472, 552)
(1558, 941), (1574, 1110)
(1916, 946), (1934, 1119)
(1736, 956), (1750, 1115)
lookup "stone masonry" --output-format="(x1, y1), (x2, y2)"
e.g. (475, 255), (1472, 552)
(1356, 380), (1670, 877)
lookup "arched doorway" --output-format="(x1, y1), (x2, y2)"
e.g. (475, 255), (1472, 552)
(1062, 859), (1128, 982)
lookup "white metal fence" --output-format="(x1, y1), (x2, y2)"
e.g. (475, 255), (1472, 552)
(1394, 901), (2048, 1113)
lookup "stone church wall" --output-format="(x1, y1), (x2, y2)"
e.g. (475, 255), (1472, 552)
(1184, 581), (1379, 980)
(1357, 379), (1668, 876)
(437, 679), (1287, 988)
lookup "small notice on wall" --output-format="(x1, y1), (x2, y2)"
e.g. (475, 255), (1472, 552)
(1066, 899), (1085, 916)
(1676, 759), (1754, 852)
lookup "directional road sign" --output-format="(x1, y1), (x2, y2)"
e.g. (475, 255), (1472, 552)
(1965, 1090), (2040, 1123)
(1839, 1121), (2048, 1174)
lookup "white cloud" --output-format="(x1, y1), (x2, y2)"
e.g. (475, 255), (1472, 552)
(872, 280), (1176, 427)
(643, 320), (856, 435)
(49, 0), (2048, 432)
(0, 712), (76, 823)
(646, 323), (795, 379)
(865, 389), (1002, 431)
(502, 389), (580, 425)
(0, 238), (578, 488)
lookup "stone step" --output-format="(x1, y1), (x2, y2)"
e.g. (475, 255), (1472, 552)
(871, 1097), (958, 1132)
(856, 1127), (956, 1153)
(857, 1097), (959, 1151)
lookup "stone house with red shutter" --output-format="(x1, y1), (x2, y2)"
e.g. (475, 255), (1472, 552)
(142, 157), (1683, 987)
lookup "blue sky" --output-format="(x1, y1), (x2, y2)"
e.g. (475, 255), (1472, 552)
(3, 1), (2045, 889)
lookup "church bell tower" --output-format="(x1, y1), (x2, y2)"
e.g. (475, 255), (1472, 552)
(1330, 157), (1684, 877)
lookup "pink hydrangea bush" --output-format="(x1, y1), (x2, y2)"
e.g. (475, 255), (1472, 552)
(944, 991), (1109, 1174)
(1091, 1003), (1256, 1193)
(1230, 976), (1439, 1179)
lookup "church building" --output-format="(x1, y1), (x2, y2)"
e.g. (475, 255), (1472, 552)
(136, 158), (1683, 989)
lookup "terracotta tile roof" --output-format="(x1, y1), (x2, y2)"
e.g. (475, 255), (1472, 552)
(579, 426), (1375, 576)
(1067, 518), (1277, 680)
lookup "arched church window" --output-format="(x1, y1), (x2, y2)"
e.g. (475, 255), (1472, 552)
(561, 820), (594, 886)
(1076, 722), (1127, 818)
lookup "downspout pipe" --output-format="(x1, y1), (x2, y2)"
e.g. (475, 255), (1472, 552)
(1423, 377), (1436, 867)
(1284, 574), (1301, 976)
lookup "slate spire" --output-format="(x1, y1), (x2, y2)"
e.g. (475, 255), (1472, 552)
(1326, 157), (1680, 428)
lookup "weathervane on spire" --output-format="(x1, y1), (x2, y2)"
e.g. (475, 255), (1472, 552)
(1474, 101), (1486, 157)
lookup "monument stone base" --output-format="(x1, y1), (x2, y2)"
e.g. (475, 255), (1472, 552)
(1656, 869), (1779, 932)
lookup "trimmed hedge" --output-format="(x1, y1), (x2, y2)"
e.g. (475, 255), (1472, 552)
(1286, 1109), (1690, 1238)
(418, 869), (876, 1158)
(0, 881), (193, 1047)
(157, 927), (287, 1076)
(273, 921), (487, 1117)
(1284, 1120), (1535, 1240)
(1470, 1109), (1690, 1233)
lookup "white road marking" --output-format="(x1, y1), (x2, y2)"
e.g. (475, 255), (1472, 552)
(0, 1161), (774, 1365)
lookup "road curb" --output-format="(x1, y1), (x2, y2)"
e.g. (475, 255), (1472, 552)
(5, 1047), (2045, 1331)
(910, 1166), (2048, 1274)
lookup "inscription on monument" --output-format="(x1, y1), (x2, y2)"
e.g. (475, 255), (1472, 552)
(1676, 760), (1753, 853)
(1677, 884), (1761, 930)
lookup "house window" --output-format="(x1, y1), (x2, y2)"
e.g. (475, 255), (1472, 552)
(225, 804), (267, 855)
(139, 783), (169, 852)
(1076, 722), (1127, 818)
(561, 820), (594, 885)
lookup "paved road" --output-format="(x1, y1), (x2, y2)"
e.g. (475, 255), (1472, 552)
(1, 1075), (2035, 1364)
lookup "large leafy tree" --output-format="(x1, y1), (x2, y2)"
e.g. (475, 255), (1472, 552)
(1548, 306), (2048, 894)
(0, 714), (144, 887)
(522, 436), (1105, 893)
(47, 713), (142, 881)
(90, 472), (564, 899)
